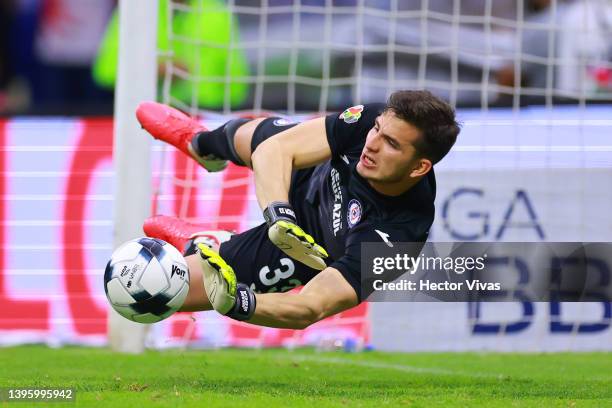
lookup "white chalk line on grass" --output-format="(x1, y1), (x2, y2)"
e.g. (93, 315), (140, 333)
(277, 354), (505, 379)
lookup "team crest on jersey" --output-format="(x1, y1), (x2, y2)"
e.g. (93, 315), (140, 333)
(339, 105), (364, 124)
(273, 118), (296, 126)
(347, 199), (362, 228)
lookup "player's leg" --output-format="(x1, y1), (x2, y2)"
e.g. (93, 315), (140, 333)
(190, 117), (265, 169)
(190, 116), (298, 169)
(136, 101), (259, 170)
(136, 102), (229, 172)
(136, 101), (297, 171)
(226, 117), (265, 168)
(198, 116), (301, 168)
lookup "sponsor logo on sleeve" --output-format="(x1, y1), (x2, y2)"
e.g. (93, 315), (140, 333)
(339, 105), (364, 124)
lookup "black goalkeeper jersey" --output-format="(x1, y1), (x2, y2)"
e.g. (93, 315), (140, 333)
(287, 103), (436, 299)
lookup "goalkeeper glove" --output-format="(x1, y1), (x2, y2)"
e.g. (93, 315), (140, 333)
(197, 243), (256, 321)
(263, 201), (328, 270)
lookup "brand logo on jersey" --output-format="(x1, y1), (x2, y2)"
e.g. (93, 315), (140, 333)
(330, 168), (343, 235)
(340, 154), (350, 164)
(375, 229), (393, 247)
(347, 199), (362, 228)
(273, 118), (296, 127)
(339, 105), (364, 124)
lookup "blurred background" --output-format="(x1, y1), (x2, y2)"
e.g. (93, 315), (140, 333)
(0, 0), (115, 115)
(1, 0), (610, 116)
(0, 0), (611, 352)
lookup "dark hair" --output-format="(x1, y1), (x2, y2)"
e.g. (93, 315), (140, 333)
(385, 90), (460, 165)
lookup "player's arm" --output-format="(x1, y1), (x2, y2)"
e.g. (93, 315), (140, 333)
(196, 243), (358, 328)
(249, 266), (359, 329)
(250, 117), (331, 208)
(251, 117), (332, 270)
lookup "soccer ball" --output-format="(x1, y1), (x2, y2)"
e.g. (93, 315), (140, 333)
(103, 237), (190, 324)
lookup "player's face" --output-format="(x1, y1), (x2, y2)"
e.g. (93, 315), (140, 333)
(357, 111), (431, 194)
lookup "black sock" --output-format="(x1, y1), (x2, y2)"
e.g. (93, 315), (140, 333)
(192, 118), (250, 166)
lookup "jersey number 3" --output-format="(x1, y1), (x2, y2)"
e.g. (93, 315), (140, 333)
(259, 258), (301, 292)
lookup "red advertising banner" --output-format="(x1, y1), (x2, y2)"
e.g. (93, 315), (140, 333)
(0, 117), (369, 348)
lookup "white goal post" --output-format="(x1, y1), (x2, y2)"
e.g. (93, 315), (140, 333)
(109, 0), (159, 353)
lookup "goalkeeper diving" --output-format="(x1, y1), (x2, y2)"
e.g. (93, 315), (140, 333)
(137, 90), (460, 328)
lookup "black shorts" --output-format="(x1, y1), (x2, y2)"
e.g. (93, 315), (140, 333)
(220, 116), (318, 293)
(219, 223), (319, 293)
(250, 117), (298, 152)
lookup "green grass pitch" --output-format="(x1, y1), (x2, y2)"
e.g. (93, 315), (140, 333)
(0, 345), (610, 407)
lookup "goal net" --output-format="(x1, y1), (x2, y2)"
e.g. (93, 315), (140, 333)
(142, 0), (612, 351)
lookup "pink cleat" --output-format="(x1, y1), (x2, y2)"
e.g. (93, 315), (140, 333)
(143, 215), (233, 255)
(136, 101), (228, 172)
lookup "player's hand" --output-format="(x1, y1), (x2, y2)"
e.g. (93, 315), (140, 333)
(197, 244), (256, 320)
(264, 202), (329, 270)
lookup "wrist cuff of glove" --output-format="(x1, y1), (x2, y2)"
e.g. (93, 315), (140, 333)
(263, 201), (297, 226)
(226, 283), (257, 321)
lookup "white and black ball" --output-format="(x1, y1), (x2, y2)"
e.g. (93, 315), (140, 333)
(103, 237), (189, 324)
